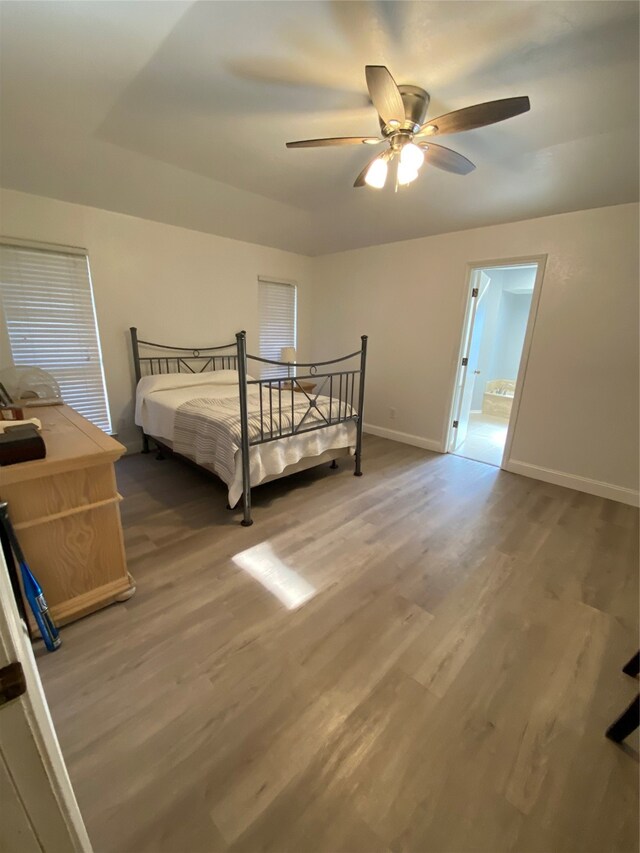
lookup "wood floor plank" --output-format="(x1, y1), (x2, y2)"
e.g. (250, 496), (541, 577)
(34, 436), (638, 853)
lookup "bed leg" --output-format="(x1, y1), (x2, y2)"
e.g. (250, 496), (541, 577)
(241, 494), (253, 527)
(354, 336), (367, 478)
(141, 433), (150, 454)
(238, 488), (252, 525)
(330, 459), (338, 469)
(236, 329), (253, 527)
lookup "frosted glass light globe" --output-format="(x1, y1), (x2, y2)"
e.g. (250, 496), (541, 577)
(365, 157), (388, 189)
(400, 143), (424, 171)
(397, 161), (419, 185)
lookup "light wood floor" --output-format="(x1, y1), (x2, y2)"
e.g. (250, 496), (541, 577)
(37, 436), (639, 853)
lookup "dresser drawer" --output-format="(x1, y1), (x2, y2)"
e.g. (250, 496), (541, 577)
(1, 463), (117, 526)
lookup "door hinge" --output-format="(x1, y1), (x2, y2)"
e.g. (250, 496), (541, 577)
(452, 420), (459, 428)
(0, 661), (26, 707)
(471, 288), (479, 297)
(461, 357), (468, 366)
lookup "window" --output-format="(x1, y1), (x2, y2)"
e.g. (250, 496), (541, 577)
(258, 277), (297, 378)
(0, 241), (112, 432)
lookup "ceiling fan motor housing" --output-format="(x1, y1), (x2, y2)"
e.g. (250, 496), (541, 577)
(380, 85), (430, 134)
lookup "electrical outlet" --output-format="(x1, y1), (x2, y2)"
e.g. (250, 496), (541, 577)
(389, 407), (396, 420)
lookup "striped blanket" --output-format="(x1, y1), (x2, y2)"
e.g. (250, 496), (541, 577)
(173, 387), (356, 491)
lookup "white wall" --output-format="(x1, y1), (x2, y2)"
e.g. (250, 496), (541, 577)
(312, 203), (639, 504)
(0, 188), (314, 449)
(1, 189), (637, 504)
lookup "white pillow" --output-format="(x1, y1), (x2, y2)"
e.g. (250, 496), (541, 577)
(136, 370), (251, 398)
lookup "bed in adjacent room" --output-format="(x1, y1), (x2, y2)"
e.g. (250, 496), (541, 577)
(130, 329), (367, 525)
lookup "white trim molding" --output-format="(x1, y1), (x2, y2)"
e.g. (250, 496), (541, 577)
(363, 423), (444, 453)
(505, 459), (639, 507)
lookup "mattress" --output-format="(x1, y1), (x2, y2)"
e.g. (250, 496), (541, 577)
(135, 375), (356, 506)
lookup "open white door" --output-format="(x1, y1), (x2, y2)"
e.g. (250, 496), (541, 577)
(449, 271), (490, 450)
(0, 550), (92, 853)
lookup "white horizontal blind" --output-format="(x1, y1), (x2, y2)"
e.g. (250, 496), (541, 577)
(258, 279), (297, 378)
(0, 244), (112, 432)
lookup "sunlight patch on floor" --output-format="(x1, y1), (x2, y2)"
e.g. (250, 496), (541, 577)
(232, 541), (316, 610)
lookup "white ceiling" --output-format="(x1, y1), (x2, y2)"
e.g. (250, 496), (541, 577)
(1, 1), (638, 255)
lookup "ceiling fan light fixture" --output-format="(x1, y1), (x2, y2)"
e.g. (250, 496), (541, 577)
(397, 161), (419, 186)
(287, 65), (529, 189)
(400, 142), (425, 171)
(364, 156), (388, 188)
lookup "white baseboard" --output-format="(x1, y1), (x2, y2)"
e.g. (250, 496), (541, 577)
(505, 459), (639, 507)
(363, 423), (444, 453)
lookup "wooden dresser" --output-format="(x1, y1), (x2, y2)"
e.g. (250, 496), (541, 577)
(0, 405), (134, 625)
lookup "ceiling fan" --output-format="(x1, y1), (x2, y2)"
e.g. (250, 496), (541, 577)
(286, 65), (530, 190)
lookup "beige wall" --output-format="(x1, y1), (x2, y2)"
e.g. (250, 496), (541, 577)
(311, 203), (639, 504)
(0, 188), (314, 449)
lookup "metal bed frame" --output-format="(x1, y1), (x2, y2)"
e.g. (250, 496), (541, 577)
(130, 328), (368, 526)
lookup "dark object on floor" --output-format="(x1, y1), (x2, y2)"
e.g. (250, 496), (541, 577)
(606, 652), (639, 743)
(0, 423), (46, 466)
(622, 652), (639, 677)
(606, 696), (639, 743)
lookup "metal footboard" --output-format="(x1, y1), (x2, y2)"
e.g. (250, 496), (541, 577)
(235, 331), (368, 526)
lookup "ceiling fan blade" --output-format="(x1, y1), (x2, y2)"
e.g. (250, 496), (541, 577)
(418, 142), (475, 175)
(365, 65), (405, 126)
(286, 136), (381, 148)
(416, 96), (530, 137)
(353, 151), (387, 188)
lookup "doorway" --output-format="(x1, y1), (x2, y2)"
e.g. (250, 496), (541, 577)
(448, 260), (543, 467)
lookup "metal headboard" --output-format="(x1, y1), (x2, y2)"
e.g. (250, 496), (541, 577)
(130, 327), (238, 383)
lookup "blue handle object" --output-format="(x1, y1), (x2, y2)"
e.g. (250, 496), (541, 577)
(19, 561), (61, 652)
(0, 502), (61, 652)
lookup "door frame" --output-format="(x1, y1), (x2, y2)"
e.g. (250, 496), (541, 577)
(443, 253), (548, 469)
(0, 548), (92, 852)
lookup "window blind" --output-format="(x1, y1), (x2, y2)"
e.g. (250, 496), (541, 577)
(0, 243), (112, 432)
(258, 279), (297, 378)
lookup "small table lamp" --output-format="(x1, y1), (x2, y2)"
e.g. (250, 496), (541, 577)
(281, 347), (297, 379)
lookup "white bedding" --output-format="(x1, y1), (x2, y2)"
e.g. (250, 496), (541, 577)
(138, 383), (218, 443)
(135, 375), (355, 506)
